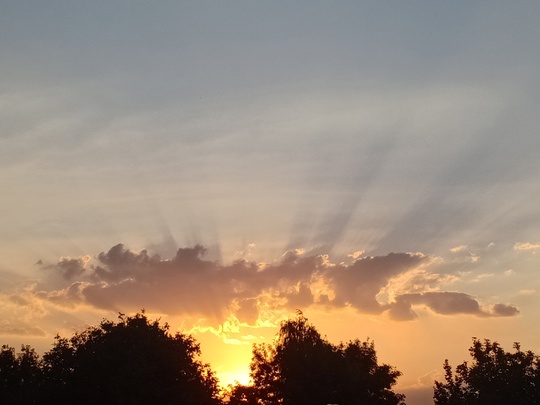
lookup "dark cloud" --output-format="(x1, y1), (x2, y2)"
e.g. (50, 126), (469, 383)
(44, 256), (88, 280)
(491, 303), (520, 317)
(39, 244), (519, 323)
(328, 253), (427, 314)
(388, 292), (517, 321)
(93, 244), (160, 282)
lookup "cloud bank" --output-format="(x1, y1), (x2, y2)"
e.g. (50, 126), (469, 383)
(33, 243), (518, 325)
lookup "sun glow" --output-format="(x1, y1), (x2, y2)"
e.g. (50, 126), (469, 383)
(218, 366), (252, 388)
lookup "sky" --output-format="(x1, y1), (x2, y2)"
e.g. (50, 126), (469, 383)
(1, 1), (540, 403)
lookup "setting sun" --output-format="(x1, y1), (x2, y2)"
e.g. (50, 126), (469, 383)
(218, 367), (252, 388)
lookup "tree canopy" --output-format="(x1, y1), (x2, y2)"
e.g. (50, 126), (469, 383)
(434, 338), (540, 405)
(18, 312), (540, 405)
(227, 314), (404, 405)
(0, 344), (41, 404)
(0, 312), (220, 405)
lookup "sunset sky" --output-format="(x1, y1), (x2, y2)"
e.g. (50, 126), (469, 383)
(2, 2), (540, 404)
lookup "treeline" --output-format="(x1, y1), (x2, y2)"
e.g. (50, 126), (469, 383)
(1, 312), (539, 405)
(0, 312), (218, 405)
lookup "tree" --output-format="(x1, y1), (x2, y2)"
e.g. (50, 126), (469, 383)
(0, 344), (41, 404)
(41, 311), (221, 405)
(238, 314), (404, 405)
(225, 384), (259, 405)
(434, 338), (540, 405)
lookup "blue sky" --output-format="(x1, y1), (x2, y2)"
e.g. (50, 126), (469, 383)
(2, 2), (540, 403)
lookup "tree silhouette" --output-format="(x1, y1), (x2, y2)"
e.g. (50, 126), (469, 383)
(434, 338), (540, 405)
(40, 311), (221, 405)
(226, 384), (259, 405)
(232, 314), (404, 405)
(0, 344), (41, 404)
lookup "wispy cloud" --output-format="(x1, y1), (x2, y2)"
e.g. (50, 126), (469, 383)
(0, 323), (46, 337)
(514, 242), (540, 251)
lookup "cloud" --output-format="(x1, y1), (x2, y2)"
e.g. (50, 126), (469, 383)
(514, 242), (540, 251)
(388, 292), (477, 320)
(326, 252), (429, 314)
(0, 291), (51, 337)
(36, 244), (519, 325)
(518, 289), (536, 296)
(0, 323), (47, 337)
(448, 245), (481, 264)
(491, 303), (519, 317)
(388, 292), (518, 321)
(44, 256), (90, 280)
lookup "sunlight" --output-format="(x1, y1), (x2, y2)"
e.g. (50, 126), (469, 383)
(217, 366), (251, 387)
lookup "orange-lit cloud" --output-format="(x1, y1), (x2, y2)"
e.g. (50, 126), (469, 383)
(514, 242), (540, 251)
(32, 243), (518, 328)
(0, 323), (46, 337)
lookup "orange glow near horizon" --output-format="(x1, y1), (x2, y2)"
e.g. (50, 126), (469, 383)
(217, 366), (252, 388)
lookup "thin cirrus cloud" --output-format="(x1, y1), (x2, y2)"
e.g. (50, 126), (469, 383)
(36, 243), (518, 324)
(514, 242), (540, 251)
(0, 323), (46, 338)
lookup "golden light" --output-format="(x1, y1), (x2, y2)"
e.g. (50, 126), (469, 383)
(217, 366), (251, 387)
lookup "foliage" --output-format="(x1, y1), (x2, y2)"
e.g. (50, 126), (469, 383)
(434, 338), (540, 405)
(1, 312), (220, 405)
(228, 314), (404, 405)
(43, 311), (220, 404)
(0, 344), (41, 404)
(225, 384), (259, 405)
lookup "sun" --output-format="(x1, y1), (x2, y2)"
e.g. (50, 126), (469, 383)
(217, 366), (252, 387)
